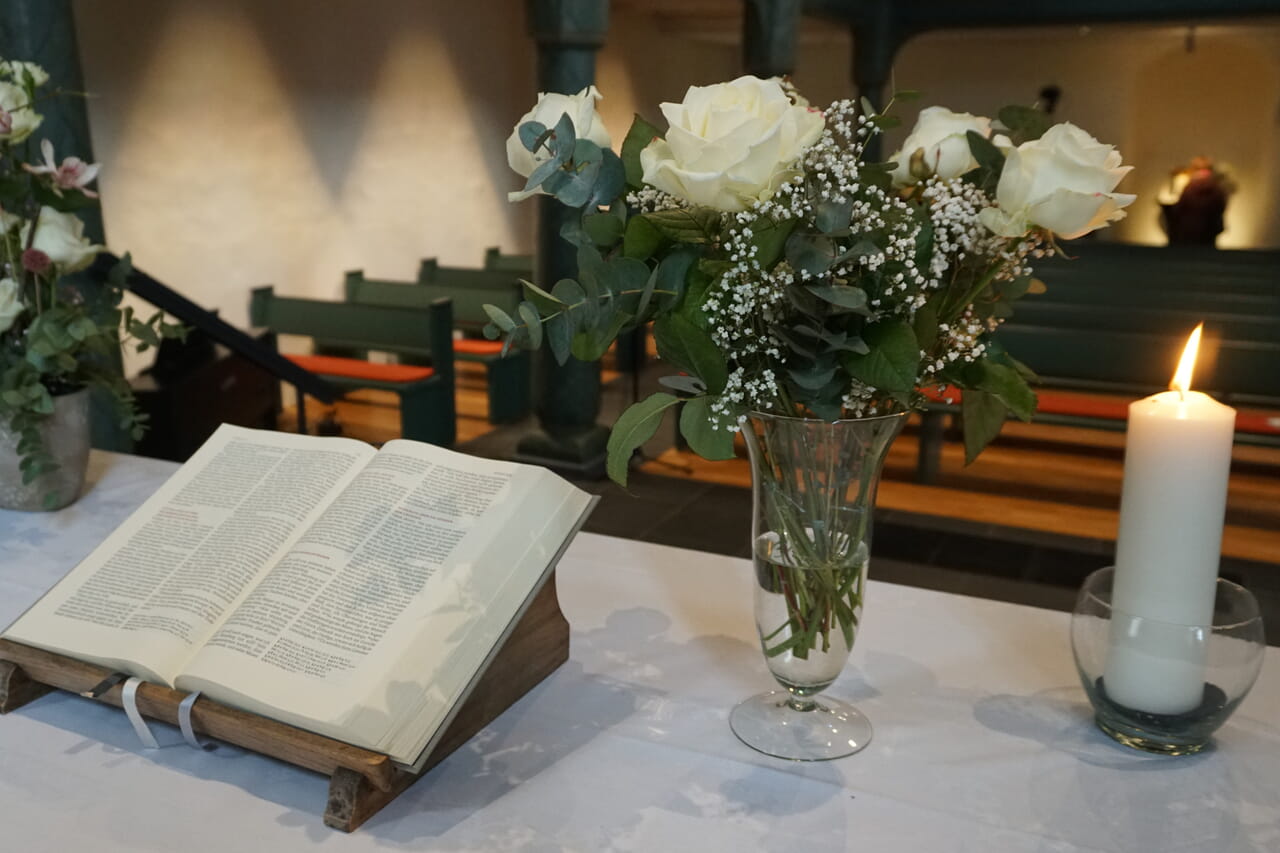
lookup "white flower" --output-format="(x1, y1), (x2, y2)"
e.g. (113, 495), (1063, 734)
(979, 123), (1135, 240)
(0, 276), (22, 333)
(639, 75), (825, 212)
(21, 207), (103, 273)
(3, 61), (48, 88)
(890, 107), (993, 186)
(0, 80), (41, 143)
(506, 85), (611, 201)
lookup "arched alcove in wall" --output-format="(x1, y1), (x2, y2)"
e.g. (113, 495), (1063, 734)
(1117, 35), (1279, 249)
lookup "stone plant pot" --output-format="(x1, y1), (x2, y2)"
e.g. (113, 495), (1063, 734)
(0, 387), (92, 511)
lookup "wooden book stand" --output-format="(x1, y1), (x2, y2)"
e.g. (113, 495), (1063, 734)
(0, 573), (569, 832)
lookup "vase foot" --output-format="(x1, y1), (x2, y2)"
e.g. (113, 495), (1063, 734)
(729, 689), (871, 761)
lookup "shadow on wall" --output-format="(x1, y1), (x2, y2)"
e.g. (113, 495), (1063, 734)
(70, 0), (536, 355)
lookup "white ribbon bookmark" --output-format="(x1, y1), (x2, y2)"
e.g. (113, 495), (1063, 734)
(121, 677), (160, 750)
(178, 691), (216, 751)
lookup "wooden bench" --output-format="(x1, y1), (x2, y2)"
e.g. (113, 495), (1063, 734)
(917, 244), (1280, 481)
(249, 286), (456, 446)
(482, 246), (533, 275)
(344, 266), (532, 424)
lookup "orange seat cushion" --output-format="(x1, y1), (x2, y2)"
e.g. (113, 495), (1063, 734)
(924, 386), (1280, 436)
(288, 354), (434, 383)
(454, 339), (504, 356)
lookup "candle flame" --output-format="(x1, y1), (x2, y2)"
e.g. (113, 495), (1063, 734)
(1170, 323), (1203, 396)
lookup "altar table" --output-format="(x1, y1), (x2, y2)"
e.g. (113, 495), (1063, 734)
(1, 451), (1277, 852)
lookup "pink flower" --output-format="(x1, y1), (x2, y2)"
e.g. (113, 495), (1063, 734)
(21, 248), (51, 275)
(0, 108), (11, 135)
(23, 138), (100, 197)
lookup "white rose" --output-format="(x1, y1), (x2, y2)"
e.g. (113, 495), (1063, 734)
(979, 123), (1135, 240)
(22, 207), (103, 273)
(0, 80), (41, 143)
(639, 75), (825, 212)
(890, 106), (993, 186)
(0, 276), (22, 333)
(506, 85), (611, 201)
(3, 61), (48, 87)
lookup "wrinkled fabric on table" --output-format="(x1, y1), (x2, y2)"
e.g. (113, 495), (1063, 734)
(1, 451), (1277, 852)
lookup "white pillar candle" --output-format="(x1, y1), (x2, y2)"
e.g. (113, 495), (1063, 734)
(1104, 325), (1236, 715)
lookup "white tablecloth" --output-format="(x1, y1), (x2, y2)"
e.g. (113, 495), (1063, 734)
(1, 451), (1277, 852)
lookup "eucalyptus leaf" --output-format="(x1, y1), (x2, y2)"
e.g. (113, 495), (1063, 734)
(522, 279), (565, 314)
(589, 149), (626, 208)
(805, 283), (870, 315)
(545, 313), (572, 364)
(549, 112), (577, 163)
(518, 120), (548, 152)
(786, 232), (836, 276)
(482, 304), (516, 332)
(518, 302), (542, 350)
(789, 363), (837, 391)
(815, 199), (854, 234)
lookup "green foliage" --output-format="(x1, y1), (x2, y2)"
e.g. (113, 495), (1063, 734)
(652, 314), (727, 395)
(620, 114), (662, 189)
(842, 321), (919, 393)
(965, 130), (1006, 194)
(998, 105), (1051, 146)
(487, 87), (1085, 477)
(605, 392), (681, 485)
(642, 208), (721, 244)
(961, 389), (1006, 465)
(679, 396), (737, 460)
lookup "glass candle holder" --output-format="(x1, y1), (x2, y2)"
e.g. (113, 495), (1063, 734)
(1071, 567), (1266, 755)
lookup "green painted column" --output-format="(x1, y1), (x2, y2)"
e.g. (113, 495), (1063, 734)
(743, 0), (801, 78)
(0, 0), (128, 452)
(849, 0), (901, 162)
(516, 0), (611, 478)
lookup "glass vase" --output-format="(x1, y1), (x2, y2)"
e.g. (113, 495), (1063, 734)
(1071, 567), (1266, 755)
(730, 410), (906, 760)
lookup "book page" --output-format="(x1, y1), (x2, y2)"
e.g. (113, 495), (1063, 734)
(176, 441), (536, 720)
(172, 438), (591, 758)
(2, 425), (375, 685)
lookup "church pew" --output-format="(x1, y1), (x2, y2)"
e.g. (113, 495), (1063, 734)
(249, 287), (456, 446)
(916, 245), (1280, 481)
(344, 269), (531, 424)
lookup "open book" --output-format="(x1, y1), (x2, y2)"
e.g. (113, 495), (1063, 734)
(3, 424), (594, 770)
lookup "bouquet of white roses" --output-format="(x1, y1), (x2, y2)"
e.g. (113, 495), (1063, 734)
(0, 59), (179, 502)
(487, 75), (1133, 484)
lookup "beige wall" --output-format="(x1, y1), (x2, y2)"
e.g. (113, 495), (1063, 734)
(885, 24), (1280, 250)
(66, 5), (1279, 376)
